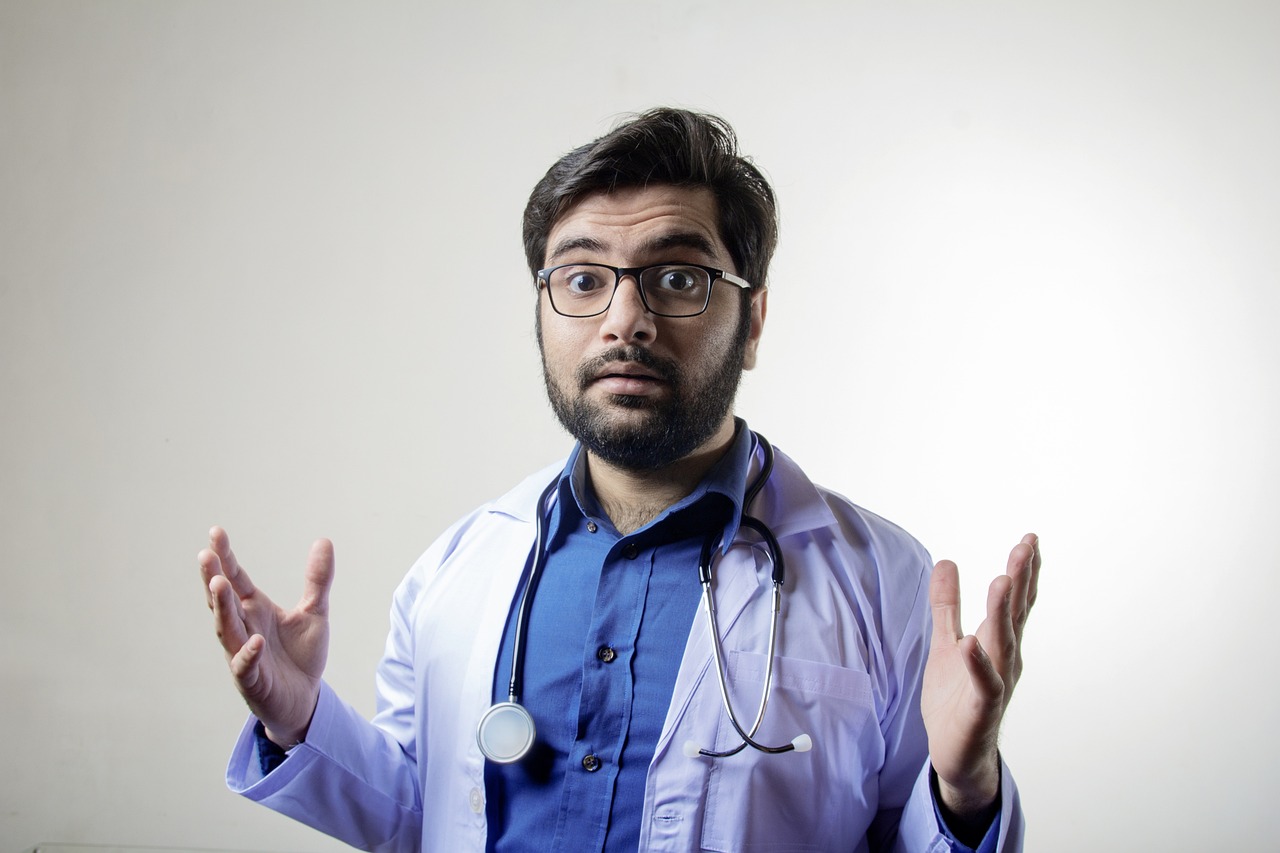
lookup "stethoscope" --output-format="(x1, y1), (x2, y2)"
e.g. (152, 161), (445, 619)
(476, 432), (812, 764)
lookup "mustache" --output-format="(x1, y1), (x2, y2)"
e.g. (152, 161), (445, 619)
(575, 346), (680, 390)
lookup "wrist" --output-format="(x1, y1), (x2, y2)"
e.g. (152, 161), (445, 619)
(935, 752), (1000, 820)
(931, 756), (1001, 848)
(257, 686), (320, 750)
(262, 724), (306, 750)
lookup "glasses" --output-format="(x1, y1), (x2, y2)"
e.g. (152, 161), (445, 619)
(537, 262), (752, 318)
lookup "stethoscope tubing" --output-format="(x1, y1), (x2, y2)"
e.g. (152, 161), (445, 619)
(506, 476), (559, 706)
(480, 432), (807, 763)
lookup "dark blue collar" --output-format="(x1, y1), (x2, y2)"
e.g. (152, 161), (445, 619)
(550, 419), (755, 550)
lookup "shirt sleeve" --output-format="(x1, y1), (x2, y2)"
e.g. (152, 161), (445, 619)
(930, 766), (1002, 853)
(251, 719), (289, 776)
(893, 758), (1025, 852)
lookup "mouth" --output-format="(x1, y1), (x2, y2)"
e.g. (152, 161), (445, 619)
(594, 362), (661, 381)
(588, 361), (667, 396)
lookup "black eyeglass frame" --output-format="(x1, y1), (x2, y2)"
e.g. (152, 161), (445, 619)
(536, 262), (753, 318)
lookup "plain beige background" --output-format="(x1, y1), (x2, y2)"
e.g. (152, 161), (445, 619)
(2, 1), (1277, 850)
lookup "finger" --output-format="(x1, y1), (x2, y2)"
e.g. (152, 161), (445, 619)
(981, 572), (1020, 687)
(929, 560), (963, 645)
(986, 573), (1014, 639)
(210, 525), (258, 599)
(298, 538), (335, 616)
(1022, 532), (1041, 612)
(1005, 541), (1034, 639)
(198, 546), (222, 610)
(209, 574), (252, 656)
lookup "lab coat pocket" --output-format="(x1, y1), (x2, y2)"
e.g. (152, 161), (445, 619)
(699, 651), (881, 852)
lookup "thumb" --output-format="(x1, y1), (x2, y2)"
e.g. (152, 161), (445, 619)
(229, 633), (266, 692)
(299, 538), (335, 616)
(930, 559), (963, 645)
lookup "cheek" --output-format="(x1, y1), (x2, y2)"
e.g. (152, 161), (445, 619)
(538, 314), (589, 377)
(691, 322), (736, 365)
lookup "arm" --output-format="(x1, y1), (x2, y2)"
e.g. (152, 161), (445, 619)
(203, 527), (425, 851)
(922, 534), (1041, 839)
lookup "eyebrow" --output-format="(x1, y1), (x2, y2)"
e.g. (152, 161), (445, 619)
(546, 231), (719, 265)
(646, 231), (717, 257)
(546, 236), (607, 264)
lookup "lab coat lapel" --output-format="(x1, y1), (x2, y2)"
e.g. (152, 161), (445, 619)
(655, 443), (838, 754)
(451, 461), (564, 736)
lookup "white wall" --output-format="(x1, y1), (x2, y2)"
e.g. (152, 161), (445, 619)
(2, 1), (1276, 850)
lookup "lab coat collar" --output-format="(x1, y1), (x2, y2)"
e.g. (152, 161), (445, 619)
(483, 435), (838, 545)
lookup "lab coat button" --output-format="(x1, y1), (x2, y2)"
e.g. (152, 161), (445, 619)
(582, 754), (602, 772)
(469, 787), (483, 813)
(597, 645), (616, 663)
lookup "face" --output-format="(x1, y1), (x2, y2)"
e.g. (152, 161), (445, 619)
(537, 184), (766, 471)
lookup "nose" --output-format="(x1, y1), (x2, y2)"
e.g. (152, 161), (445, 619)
(598, 275), (657, 344)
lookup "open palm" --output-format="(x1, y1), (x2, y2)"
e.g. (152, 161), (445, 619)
(921, 534), (1040, 814)
(200, 526), (335, 747)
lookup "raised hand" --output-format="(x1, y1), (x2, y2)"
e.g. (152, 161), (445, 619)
(199, 526), (335, 748)
(921, 533), (1040, 818)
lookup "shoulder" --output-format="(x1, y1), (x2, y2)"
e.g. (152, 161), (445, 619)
(394, 458), (566, 598)
(764, 444), (933, 571)
(761, 444), (934, 645)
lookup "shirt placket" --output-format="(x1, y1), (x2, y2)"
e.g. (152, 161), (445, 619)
(552, 533), (654, 852)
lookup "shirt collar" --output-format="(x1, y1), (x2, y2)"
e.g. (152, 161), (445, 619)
(551, 419), (755, 550)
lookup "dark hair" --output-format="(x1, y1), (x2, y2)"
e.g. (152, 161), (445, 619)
(522, 108), (779, 290)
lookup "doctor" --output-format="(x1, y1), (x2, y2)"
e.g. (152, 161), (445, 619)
(200, 107), (1040, 852)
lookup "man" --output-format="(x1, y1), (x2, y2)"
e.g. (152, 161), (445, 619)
(200, 108), (1040, 852)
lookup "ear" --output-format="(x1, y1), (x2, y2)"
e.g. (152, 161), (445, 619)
(741, 287), (768, 371)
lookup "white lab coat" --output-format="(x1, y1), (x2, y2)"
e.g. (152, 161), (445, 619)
(227, 444), (1024, 851)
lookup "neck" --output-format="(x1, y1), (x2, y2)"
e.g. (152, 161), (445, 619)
(586, 418), (737, 535)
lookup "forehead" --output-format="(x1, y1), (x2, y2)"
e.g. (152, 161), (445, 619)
(544, 185), (728, 265)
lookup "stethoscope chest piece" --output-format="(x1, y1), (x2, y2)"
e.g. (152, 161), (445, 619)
(477, 701), (537, 764)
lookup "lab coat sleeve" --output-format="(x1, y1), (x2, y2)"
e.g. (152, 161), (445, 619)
(221, 477), (549, 853)
(224, 562), (431, 853)
(226, 681), (424, 853)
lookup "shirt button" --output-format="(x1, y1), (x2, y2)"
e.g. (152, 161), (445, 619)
(586, 521), (598, 533)
(597, 645), (616, 663)
(622, 543), (639, 560)
(582, 754), (602, 772)
(469, 787), (483, 813)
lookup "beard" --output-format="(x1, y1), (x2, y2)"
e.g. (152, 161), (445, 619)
(539, 306), (751, 472)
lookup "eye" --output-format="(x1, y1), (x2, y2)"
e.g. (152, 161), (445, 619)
(558, 267), (608, 295)
(654, 267), (700, 292)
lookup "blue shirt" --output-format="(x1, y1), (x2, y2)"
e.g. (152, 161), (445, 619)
(485, 426), (753, 852)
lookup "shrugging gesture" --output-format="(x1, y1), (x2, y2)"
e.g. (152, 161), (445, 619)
(922, 533), (1041, 821)
(199, 526), (335, 749)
